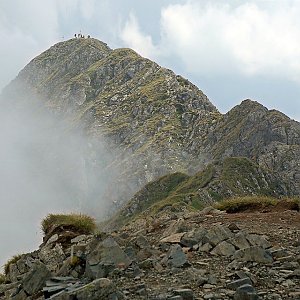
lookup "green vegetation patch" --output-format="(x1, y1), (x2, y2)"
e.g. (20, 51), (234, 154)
(0, 273), (6, 284)
(214, 196), (278, 213)
(220, 157), (275, 195)
(4, 254), (24, 276)
(176, 164), (215, 194)
(126, 172), (188, 215)
(41, 213), (96, 236)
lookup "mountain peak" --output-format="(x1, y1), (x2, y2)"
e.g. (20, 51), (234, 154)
(1, 37), (300, 210)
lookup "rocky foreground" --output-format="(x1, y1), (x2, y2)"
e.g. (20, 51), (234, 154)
(1, 207), (300, 300)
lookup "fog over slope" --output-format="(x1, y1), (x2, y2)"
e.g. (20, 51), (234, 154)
(0, 93), (122, 269)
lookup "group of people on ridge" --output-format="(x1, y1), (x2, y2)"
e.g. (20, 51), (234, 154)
(74, 33), (90, 39)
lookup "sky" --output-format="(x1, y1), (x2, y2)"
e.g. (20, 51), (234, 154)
(0, 0), (299, 121)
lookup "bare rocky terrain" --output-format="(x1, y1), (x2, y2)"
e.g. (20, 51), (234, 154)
(1, 205), (299, 299)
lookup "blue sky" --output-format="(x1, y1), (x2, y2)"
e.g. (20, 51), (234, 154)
(0, 0), (299, 120)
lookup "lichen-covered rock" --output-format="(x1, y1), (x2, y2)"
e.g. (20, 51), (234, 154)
(234, 246), (273, 264)
(211, 241), (236, 257)
(85, 237), (131, 279)
(39, 243), (66, 273)
(22, 262), (51, 295)
(165, 245), (189, 268)
(50, 278), (124, 300)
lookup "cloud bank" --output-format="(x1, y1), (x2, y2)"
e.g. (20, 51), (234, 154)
(119, 1), (300, 120)
(121, 1), (300, 82)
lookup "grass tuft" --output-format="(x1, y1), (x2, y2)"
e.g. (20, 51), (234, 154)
(41, 213), (96, 235)
(4, 254), (24, 276)
(0, 273), (6, 284)
(214, 196), (278, 213)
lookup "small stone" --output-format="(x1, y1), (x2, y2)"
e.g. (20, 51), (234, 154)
(270, 248), (289, 259)
(160, 233), (185, 244)
(204, 293), (215, 299)
(228, 223), (240, 231)
(234, 246), (273, 264)
(228, 232), (250, 250)
(234, 284), (259, 300)
(203, 284), (215, 289)
(198, 243), (213, 253)
(289, 291), (300, 298)
(246, 234), (271, 249)
(167, 245), (189, 268)
(46, 234), (59, 244)
(227, 278), (252, 290)
(204, 225), (233, 247)
(207, 275), (217, 285)
(197, 276), (208, 286)
(235, 270), (249, 279)
(139, 259), (153, 270)
(173, 289), (194, 300)
(135, 235), (150, 249)
(71, 234), (88, 244)
(211, 241), (236, 257)
(286, 268), (300, 278)
(282, 279), (295, 287)
(181, 228), (208, 247)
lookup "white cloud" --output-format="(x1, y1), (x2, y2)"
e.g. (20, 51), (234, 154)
(120, 13), (159, 60)
(79, 0), (96, 20)
(120, 1), (300, 83)
(0, 0), (60, 90)
(160, 1), (300, 81)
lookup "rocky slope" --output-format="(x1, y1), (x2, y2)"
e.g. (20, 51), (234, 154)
(203, 100), (300, 194)
(111, 157), (291, 228)
(1, 38), (221, 212)
(1, 38), (300, 213)
(1, 205), (300, 299)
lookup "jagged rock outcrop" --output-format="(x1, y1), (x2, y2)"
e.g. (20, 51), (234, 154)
(203, 100), (300, 194)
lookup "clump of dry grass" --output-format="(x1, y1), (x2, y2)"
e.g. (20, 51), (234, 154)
(3, 254), (24, 276)
(214, 196), (278, 213)
(41, 213), (96, 235)
(0, 273), (6, 284)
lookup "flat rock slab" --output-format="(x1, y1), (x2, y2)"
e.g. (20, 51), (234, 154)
(23, 262), (51, 295)
(167, 245), (189, 268)
(234, 246), (273, 264)
(204, 225), (233, 246)
(160, 233), (185, 244)
(86, 237), (132, 279)
(173, 289), (195, 300)
(234, 284), (259, 300)
(211, 241), (236, 257)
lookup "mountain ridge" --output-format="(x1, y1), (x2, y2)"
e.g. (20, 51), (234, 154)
(1, 37), (300, 213)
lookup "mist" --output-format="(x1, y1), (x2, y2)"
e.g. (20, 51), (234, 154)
(0, 91), (122, 270)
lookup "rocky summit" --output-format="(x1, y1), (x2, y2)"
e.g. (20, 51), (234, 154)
(0, 37), (300, 299)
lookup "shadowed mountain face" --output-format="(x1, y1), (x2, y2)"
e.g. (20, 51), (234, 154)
(1, 38), (300, 215)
